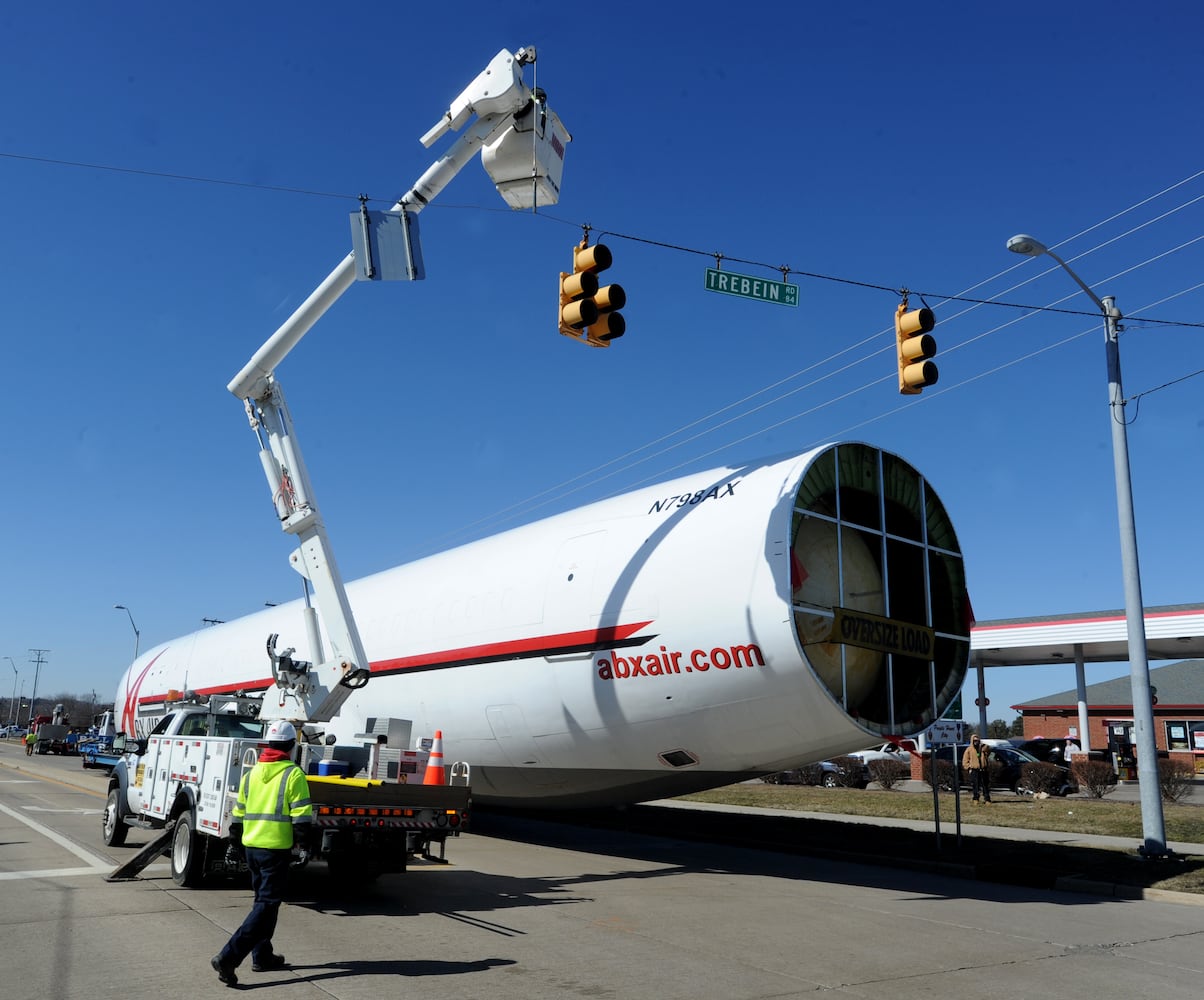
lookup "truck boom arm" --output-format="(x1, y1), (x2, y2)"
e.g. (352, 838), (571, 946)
(228, 48), (558, 723)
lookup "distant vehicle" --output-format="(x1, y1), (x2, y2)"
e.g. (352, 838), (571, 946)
(931, 743), (1078, 796)
(1008, 737), (1077, 763)
(0, 725), (26, 738)
(763, 757), (871, 789)
(1009, 738), (1117, 783)
(847, 740), (919, 771)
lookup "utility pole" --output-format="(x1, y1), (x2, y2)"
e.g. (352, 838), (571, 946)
(27, 649), (49, 727)
(5, 656), (17, 726)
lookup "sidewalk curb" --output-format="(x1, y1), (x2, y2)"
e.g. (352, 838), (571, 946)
(0, 755), (108, 796)
(1052, 874), (1204, 905)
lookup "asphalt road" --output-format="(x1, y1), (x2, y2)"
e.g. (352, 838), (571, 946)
(4, 740), (1204, 1000)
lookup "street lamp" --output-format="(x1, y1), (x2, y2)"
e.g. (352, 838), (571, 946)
(4, 656), (17, 726)
(114, 604), (141, 662)
(1007, 233), (1167, 858)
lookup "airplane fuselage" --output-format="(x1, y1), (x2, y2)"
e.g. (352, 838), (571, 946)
(115, 441), (970, 807)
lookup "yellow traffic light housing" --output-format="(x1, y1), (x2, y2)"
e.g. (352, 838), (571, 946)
(559, 264), (599, 335)
(895, 300), (937, 394)
(559, 242), (625, 347)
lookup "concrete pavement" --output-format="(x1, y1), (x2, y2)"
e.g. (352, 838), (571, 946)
(4, 739), (1202, 902)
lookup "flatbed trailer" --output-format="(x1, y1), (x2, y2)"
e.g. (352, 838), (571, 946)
(79, 740), (122, 771)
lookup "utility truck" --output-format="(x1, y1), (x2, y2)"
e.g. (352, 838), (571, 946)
(33, 703), (77, 755)
(103, 693), (468, 886)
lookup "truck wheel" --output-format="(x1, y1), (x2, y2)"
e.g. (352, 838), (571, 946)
(102, 788), (129, 847)
(170, 810), (205, 887)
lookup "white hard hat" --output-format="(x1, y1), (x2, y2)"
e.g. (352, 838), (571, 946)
(265, 719), (297, 743)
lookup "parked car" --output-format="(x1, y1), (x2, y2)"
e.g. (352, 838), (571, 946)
(763, 756), (871, 789)
(930, 743), (1078, 796)
(847, 741), (918, 772)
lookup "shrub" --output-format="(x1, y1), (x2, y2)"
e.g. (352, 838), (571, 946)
(828, 755), (869, 788)
(922, 758), (956, 790)
(1072, 760), (1118, 799)
(1158, 757), (1196, 803)
(798, 763), (824, 786)
(1019, 761), (1065, 796)
(868, 758), (910, 790)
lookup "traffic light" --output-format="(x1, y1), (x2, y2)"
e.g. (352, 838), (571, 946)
(559, 242), (626, 347)
(895, 300), (937, 394)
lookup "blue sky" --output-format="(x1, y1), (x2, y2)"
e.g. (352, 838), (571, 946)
(2, 3), (1202, 726)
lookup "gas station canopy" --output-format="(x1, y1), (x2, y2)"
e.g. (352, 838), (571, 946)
(970, 603), (1204, 668)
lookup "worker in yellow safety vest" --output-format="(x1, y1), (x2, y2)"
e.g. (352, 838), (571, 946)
(211, 719), (312, 987)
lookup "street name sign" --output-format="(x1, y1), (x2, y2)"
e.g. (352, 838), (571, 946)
(705, 267), (798, 307)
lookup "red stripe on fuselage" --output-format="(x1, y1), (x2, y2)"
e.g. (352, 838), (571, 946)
(370, 621), (656, 676)
(131, 621), (656, 704)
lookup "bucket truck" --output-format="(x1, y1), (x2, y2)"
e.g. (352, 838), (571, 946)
(103, 47), (568, 886)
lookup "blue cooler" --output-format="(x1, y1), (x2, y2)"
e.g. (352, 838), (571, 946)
(317, 759), (349, 777)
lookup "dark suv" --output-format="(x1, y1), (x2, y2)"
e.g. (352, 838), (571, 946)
(1009, 738), (1075, 763)
(930, 743), (1078, 796)
(1010, 739), (1118, 783)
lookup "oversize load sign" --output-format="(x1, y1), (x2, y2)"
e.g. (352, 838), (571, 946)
(705, 267), (798, 306)
(830, 608), (935, 659)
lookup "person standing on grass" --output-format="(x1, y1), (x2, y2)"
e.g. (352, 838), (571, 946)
(962, 734), (992, 804)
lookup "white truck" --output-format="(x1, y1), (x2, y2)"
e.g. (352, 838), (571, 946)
(103, 695), (469, 886)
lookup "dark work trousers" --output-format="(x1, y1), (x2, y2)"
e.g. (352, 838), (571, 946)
(219, 846), (292, 968)
(969, 768), (991, 802)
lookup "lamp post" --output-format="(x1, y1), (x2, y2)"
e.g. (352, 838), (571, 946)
(1007, 233), (1167, 858)
(4, 656), (17, 726)
(114, 604), (141, 662)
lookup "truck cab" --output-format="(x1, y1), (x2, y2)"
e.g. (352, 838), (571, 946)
(103, 697), (269, 885)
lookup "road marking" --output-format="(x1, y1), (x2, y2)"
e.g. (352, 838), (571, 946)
(24, 807), (103, 815)
(0, 866), (110, 881)
(0, 862), (171, 882)
(0, 800), (112, 875)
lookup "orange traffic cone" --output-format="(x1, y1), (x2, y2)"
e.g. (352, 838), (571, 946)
(423, 730), (446, 785)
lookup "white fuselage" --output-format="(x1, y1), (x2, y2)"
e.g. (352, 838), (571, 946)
(115, 442), (969, 807)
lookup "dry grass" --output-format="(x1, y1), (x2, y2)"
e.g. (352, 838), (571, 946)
(675, 783), (1204, 895)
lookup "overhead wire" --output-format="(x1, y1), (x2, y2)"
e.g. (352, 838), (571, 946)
(442, 168), (1204, 544)
(0, 150), (353, 200)
(4, 147), (1201, 551)
(419, 175), (1204, 550)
